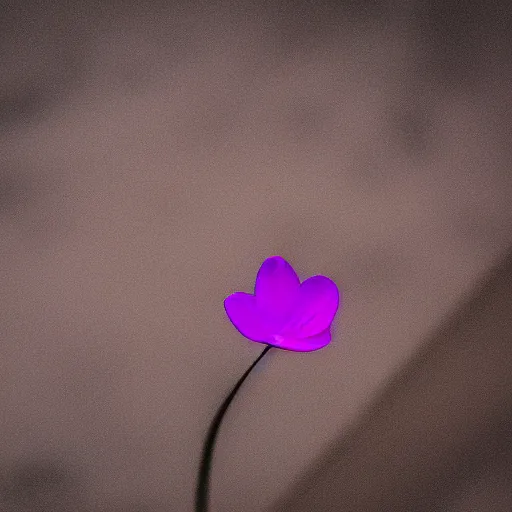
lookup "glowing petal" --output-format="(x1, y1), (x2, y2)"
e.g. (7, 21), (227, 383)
(270, 328), (332, 352)
(224, 292), (271, 342)
(255, 256), (300, 319)
(282, 275), (340, 338)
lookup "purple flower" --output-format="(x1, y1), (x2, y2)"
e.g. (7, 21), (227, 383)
(224, 256), (341, 352)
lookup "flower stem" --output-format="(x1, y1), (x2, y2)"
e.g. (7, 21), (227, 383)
(195, 345), (272, 512)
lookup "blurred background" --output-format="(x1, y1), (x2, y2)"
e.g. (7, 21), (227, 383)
(0, 1), (511, 511)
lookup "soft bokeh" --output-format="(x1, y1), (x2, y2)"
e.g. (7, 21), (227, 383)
(1, 1), (511, 511)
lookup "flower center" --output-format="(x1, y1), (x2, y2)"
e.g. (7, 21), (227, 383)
(272, 334), (284, 345)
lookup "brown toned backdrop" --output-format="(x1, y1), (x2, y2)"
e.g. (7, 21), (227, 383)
(1, 1), (511, 511)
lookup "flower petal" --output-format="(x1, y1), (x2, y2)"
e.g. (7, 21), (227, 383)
(269, 328), (332, 352)
(224, 292), (271, 342)
(282, 275), (340, 338)
(254, 256), (300, 319)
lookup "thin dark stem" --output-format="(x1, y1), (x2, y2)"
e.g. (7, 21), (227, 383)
(195, 345), (272, 512)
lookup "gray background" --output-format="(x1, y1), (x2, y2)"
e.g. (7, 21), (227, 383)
(1, 1), (511, 511)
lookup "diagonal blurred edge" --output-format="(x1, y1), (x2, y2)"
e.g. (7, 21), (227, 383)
(272, 247), (512, 512)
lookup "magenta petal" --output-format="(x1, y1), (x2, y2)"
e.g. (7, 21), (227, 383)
(282, 275), (340, 338)
(255, 256), (300, 318)
(270, 328), (332, 352)
(224, 292), (271, 342)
